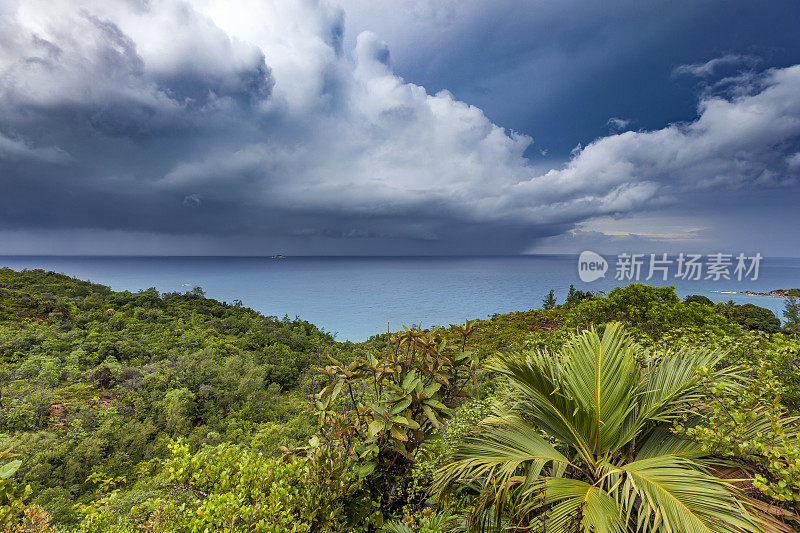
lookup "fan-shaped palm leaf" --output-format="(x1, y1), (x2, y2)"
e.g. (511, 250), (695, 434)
(435, 323), (765, 532)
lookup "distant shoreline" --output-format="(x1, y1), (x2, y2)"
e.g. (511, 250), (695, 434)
(712, 289), (800, 298)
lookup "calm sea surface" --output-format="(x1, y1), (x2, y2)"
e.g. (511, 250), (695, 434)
(1, 255), (798, 341)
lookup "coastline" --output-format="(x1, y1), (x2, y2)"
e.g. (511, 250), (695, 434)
(712, 289), (799, 298)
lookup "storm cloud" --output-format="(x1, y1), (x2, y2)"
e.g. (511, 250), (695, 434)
(1, 0), (799, 254)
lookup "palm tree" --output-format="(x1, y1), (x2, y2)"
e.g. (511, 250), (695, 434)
(380, 511), (460, 533)
(435, 323), (764, 532)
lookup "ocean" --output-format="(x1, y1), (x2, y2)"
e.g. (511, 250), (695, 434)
(1, 255), (798, 341)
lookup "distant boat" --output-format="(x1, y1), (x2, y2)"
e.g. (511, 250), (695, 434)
(271, 254), (285, 259)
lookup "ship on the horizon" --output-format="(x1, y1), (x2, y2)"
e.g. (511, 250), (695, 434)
(271, 254), (285, 259)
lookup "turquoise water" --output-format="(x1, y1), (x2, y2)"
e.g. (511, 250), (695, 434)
(1, 255), (798, 341)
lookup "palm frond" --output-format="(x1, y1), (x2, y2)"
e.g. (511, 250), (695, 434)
(434, 414), (572, 519)
(558, 323), (640, 456)
(489, 349), (597, 466)
(617, 455), (762, 533)
(437, 323), (768, 532)
(521, 477), (624, 533)
(637, 345), (735, 423)
(491, 323), (642, 463)
(635, 425), (705, 460)
(380, 512), (460, 533)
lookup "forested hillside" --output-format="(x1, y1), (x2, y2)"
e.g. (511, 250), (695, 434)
(0, 268), (343, 525)
(0, 269), (798, 532)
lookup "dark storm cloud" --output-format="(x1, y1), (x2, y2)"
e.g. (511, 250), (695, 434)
(1, 0), (800, 255)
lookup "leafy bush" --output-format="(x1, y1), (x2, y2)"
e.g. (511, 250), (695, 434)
(160, 441), (314, 532)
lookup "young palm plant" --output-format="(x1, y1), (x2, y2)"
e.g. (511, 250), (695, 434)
(435, 323), (764, 532)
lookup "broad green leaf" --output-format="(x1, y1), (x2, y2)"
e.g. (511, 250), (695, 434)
(368, 420), (384, 437)
(390, 426), (408, 442)
(359, 461), (377, 477)
(390, 397), (412, 415)
(402, 370), (417, 391)
(422, 405), (440, 428)
(422, 382), (441, 397)
(0, 460), (21, 479)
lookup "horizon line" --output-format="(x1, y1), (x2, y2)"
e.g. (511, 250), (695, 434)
(1, 253), (799, 259)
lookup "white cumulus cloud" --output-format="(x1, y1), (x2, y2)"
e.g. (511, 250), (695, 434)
(0, 0), (799, 253)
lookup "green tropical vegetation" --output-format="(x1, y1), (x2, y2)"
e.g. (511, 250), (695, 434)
(0, 267), (798, 531)
(784, 297), (800, 338)
(436, 324), (774, 532)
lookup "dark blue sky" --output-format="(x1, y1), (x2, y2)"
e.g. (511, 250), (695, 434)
(1, 0), (799, 255)
(353, 0), (800, 156)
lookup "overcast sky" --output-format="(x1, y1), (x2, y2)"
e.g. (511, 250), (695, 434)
(1, 0), (799, 255)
